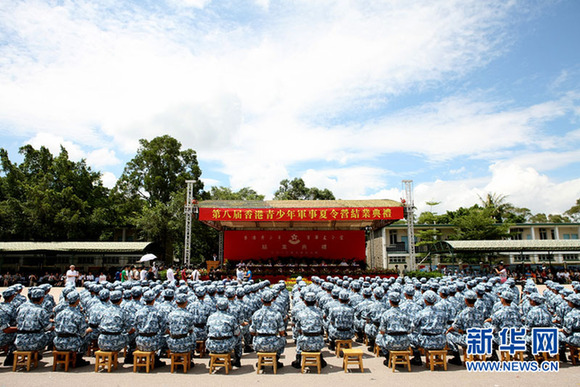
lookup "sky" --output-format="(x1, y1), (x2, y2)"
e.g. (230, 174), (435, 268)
(1, 0), (580, 216)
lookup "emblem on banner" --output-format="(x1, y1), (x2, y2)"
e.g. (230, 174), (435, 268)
(288, 234), (301, 245)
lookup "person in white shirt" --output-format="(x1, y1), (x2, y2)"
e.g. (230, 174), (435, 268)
(140, 267), (148, 281)
(99, 272), (107, 283)
(66, 265), (79, 286)
(191, 267), (200, 282)
(166, 266), (175, 282)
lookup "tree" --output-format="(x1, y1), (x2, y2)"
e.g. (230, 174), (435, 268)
(529, 213), (548, 223)
(273, 178), (335, 200)
(564, 198), (580, 222)
(478, 192), (514, 223)
(210, 186), (264, 200)
(547, 214), (571, 223)
(114, 135), (205, 263)
(450, 206), (510, 241)
(115, 135), (203, 205)
(0, 145), (112, 241)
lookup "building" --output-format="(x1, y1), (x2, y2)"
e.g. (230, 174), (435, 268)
(366, 222), (580, 270)
(0, 241), (155, 276)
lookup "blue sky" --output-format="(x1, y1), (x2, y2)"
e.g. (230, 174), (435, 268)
(1, 0), (579, 215)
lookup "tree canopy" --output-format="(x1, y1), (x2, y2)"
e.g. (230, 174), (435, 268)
(273, 178), (335, 200)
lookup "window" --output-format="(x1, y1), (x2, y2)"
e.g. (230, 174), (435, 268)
(103, 257), (119, 265)
(510, 228), (523, 240)
(563, 254), (579, 261)
(537, 254), (554, 262)
(550, 229), (555, 239)
(539, 229), (547, 240)
(563, 234), (570, 240)
(514, 254), (530, 262)
(389, 230), (398, 245)
(389, 257), (406, 264)
(572, 234), (579, 240)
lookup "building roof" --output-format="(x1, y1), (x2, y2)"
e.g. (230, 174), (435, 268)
(436, 239), (580, 253)
(0, 241), (154, 253)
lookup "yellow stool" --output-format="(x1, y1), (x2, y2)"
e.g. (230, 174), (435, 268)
(13, 351), (39, 372)
(342, 348), (364, 373)
(196, 340), (206, 358)
(425, 349), (447, 371)
(335, 339), (353, 357)
(170, 352), (191, 373)
(374, 343), (381, 357)
(568, 345), (580, 366)
(209, 353), (231, 374)
(301, 352), (321, 374)
(133, 350), (155, 373)
(52, 350), (76, 372)
(500, 351), (524, 362)
(256, 352), (277, 374)
(95, 350), (119, 373)
(388, 350), (411, 372)
(462, 347), (486, 365)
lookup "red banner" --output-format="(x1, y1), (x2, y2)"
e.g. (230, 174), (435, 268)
(200, 206), (403, 222)
(224, 230), (366, 261)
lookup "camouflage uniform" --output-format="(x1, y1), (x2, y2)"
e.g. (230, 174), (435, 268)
(135, 291), (167, 352)
(328, 291), (355, 347)
(294, 293), (325, 354)
(14, 288), (51, 351)
(98, 291), (131, 352)
(187, 287), (212, 342)
(446, 291), (483, 352)
(250, 291), (286, 356)
(377, 292), (413, 354)
(53, 291), (90, 355)
(413, 291), (447, 350)
(206, 299), (242, 365)
(166, 294), (196, 354)
(561, 294), (580, 347)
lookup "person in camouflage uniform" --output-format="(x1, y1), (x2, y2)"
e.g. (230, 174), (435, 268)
(364, 287), (386, 352)
(485, 290), (522, 361)
(327, 290), (355, 352)
(206, 298), (242, 367)
(354, 287), (373, 343)
(1, 288), (18, 366)
(291, 291), (327, 368)
(14, 288), (52, 353)
(135, 290), (168, 367)
(98, 290), (133, 353)
(377, 291), (413, 366)
(412, 290), (447, 366)
(559, 294), (580, 362)
(53, 291), (91, 367)
(167, 293), (196, 367)
(446, 290), (483, 366)
(188, 286), (212, 344)
(523, 293), (555, 360)
(249, 290), (286, 368)
(235, 287), (254, 353)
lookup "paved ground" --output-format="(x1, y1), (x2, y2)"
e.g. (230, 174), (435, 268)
(1, 285), (578, 387)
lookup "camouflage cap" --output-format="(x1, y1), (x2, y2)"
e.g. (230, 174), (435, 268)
(66, 290), (80, 304)
(216, 298), (229, 310)
(110, 290), (123, 302)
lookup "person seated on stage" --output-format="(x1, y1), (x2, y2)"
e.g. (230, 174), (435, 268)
(339, 259), (349, 267)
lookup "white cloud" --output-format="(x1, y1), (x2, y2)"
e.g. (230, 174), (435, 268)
(412, 162), (580, 215)
(100, 172), (117, 189)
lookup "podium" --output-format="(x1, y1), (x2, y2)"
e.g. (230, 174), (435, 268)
(207, 261), (220, 271)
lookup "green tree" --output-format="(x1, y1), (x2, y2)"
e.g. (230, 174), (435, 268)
(478, 192), (514, 223)
(450, 206), (510, 241)
(529, 213), (548, 223)
(547, 213), (571, 223)
(0, 145), (112, 241)
(273, 178), (335, 200)
(114, 136), (205, 263)
(115, 135), (203, 206)
(564, 198), (580, 222)
(210, 186), (264, 200)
